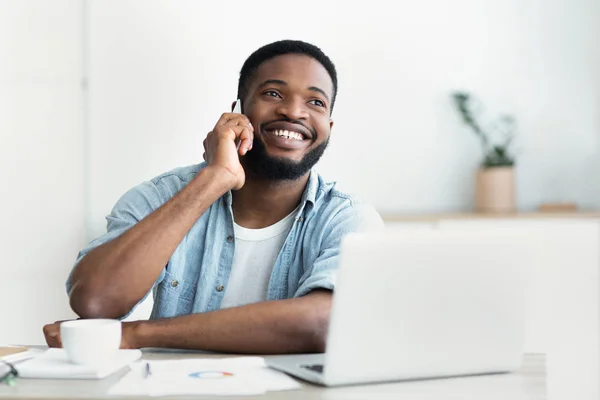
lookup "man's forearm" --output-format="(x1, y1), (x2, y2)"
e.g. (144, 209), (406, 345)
(70, 166), (236, 319)
(128, 291), (332, 354)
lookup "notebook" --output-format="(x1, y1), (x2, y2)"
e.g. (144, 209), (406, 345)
(0, 346), (42, 364)
(16, 348), (142, 379)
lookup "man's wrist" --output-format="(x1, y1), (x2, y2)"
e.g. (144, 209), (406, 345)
(197, 165), (238, 192)
(124, 320), (150, 349)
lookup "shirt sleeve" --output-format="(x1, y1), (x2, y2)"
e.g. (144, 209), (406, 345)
(294, 203), (384, 297)
(65, 180), (168, 318)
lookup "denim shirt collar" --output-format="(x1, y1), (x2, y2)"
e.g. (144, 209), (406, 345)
(223, 170), (318, 218)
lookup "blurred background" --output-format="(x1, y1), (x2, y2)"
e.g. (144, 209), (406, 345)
(1, 0), (599, 358)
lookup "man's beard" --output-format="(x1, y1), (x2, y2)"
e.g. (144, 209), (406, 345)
(241, 135), (329, 181)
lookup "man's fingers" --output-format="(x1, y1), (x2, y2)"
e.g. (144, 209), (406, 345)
(205, 122), (253, 160)
(220, 125), (251, 142)
(238, 127), (253, 155)
(50, 335), (62, 348)
(42, 323), (62, 348)
(42, 323), (55, 338)
(228, 126), (252, 155)
(215, 113), (253, 131)
(239, 139), (252, 155)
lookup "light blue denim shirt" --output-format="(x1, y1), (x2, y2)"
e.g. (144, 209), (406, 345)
(67, 163), (383, 319)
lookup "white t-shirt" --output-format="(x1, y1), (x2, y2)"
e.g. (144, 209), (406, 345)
(219, 209), (297, 309)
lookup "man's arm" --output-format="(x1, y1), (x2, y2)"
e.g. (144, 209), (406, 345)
(70, 166), (235, 319)
(125, 290), (332, 354)
(70, 112), (254, 319)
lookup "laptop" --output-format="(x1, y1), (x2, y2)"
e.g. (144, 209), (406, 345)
(266, 228), (536, 386)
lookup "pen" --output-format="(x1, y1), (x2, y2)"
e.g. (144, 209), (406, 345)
(144, 362), (151, 380)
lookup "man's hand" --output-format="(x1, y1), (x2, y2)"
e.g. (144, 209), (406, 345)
(203, 112), (254, 190)
(42, 320), (66, 348)
(42, 320), (137, 349)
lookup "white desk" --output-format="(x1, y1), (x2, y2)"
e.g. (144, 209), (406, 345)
(0, 350), (545, 399)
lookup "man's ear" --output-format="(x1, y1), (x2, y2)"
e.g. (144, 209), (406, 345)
(329, 119), (334, 133)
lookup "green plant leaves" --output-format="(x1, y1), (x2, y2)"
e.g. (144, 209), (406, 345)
(451, 91), (516, 168)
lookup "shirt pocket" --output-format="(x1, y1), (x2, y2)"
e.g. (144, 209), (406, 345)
(151, 270), (194, 318)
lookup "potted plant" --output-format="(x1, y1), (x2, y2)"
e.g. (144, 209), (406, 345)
(452, 92), (516, 213)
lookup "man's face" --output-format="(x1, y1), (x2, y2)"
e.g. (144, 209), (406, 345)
(241, 54), (334, 181)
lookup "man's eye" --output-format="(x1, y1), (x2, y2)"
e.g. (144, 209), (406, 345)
(309, 99), (325, 107)
(264, 90), (281, 98)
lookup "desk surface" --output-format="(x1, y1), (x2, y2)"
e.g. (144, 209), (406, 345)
(0, 350), (545, 400)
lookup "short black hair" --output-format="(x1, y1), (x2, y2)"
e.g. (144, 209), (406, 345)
(237, 40), (338, 113)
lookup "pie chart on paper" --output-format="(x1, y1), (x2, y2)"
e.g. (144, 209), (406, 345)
(188, 371), (234, 379)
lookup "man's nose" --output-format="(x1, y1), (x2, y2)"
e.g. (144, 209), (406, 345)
(276, 97), (309, 120)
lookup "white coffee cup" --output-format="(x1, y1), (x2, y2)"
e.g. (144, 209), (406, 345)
(60, 319), (122, 366)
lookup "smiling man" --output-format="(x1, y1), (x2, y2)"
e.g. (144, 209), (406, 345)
(43, 40), (383, 354)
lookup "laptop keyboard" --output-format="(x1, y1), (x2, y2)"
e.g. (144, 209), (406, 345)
(301, 364), (324, 374)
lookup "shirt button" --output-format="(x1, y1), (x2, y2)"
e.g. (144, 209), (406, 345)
(226, 236), (233, 243)
(216, 285), (224, 292)
(171, 280), (179, 288)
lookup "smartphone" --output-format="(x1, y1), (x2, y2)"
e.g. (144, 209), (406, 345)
(233, 99), (242, 114)
(233, 99), (242, 150)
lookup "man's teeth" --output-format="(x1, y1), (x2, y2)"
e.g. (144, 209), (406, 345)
(271, 129), (304, 140)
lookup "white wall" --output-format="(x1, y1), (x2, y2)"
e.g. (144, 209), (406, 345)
(0, 1), (83, 344)
(87, 0), (600, 241)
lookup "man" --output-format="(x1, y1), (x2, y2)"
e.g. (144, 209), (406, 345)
(43, 40), (383, 354)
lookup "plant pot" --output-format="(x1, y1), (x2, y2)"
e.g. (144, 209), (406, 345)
(475, 166), (516, 213)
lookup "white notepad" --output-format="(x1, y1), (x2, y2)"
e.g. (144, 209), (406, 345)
(0, 347), (44, 364)
(16, 348), (142, 379)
